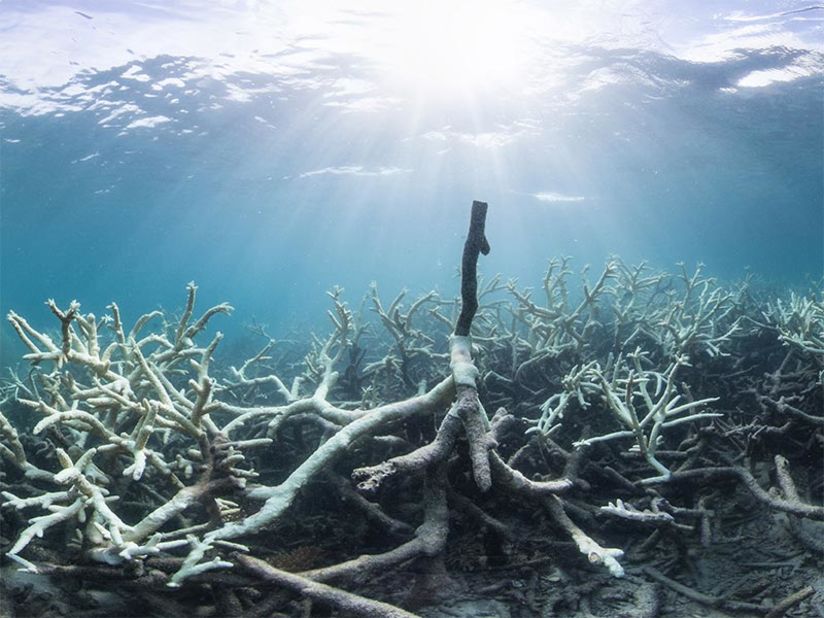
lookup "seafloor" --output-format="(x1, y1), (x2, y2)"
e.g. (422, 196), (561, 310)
(1, 257), (822, 617)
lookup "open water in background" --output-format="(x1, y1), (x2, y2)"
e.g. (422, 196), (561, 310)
(0, 0), (822, 367)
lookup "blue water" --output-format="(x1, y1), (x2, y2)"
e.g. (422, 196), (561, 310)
(1, 0), (822, 367)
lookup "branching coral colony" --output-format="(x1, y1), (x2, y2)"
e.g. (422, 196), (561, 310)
(1, 202), (822, 616)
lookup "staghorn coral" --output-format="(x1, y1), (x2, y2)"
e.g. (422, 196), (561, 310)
(1, 206), (822, 617)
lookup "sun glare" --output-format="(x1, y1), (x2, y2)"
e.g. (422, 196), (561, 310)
(378, 0), (534, 99)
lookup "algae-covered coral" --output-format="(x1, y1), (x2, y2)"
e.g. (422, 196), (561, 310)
(1, 205), (822, 617)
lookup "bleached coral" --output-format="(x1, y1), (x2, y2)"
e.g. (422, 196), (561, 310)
(1, 257), (821, 617)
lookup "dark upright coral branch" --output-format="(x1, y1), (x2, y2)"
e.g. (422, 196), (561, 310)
(455, 200), (490, 337)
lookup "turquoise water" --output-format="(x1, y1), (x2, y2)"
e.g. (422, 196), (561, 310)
(1, 0), (822, 363)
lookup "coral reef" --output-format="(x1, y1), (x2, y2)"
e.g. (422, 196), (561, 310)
(1, 203), (822, 617)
